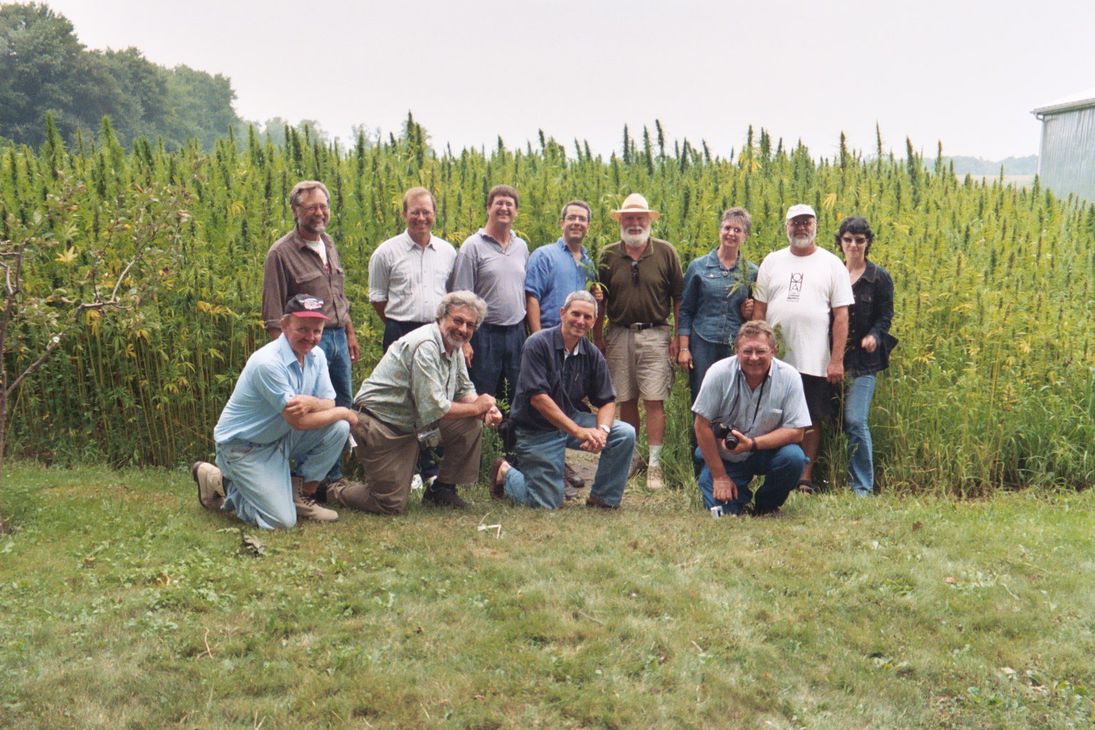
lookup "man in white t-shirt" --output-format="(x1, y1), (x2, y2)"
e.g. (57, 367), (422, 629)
(753, 204), (853, 492)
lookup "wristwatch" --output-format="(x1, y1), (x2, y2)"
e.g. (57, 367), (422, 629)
(599, 424), (611, 434)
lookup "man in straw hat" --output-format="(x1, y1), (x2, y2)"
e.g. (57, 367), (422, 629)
(594, 193), (684, 490)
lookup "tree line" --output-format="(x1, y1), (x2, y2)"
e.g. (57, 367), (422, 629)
(0, 2), (241, 151)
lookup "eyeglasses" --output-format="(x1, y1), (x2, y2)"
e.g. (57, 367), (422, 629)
(449, 315), (478, 331)
(564, 214), (589, 223)
(738, 347), (771, 358)
(630, 260), (640, 285)
(299, 204), (329, 214)
(841, 235), (869, 246)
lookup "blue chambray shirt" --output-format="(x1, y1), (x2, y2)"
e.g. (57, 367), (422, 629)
(213, 335), (335, 445)
(677, 249), (758, 345)
(523, 239), (595, 328)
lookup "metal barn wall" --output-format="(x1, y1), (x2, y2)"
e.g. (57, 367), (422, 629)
(1038, 106), (1095, 202)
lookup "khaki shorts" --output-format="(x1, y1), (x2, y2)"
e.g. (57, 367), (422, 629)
(605, 323), (674, 402)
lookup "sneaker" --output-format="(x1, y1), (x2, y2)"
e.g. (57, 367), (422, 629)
(646, 464), (664, 490)
(422, 483), (469, 509)
(292, 477), (339, 522)
(191, 461), (224, 511)
(488, 458), (508, 501)
(410, 473), (424, 491)
(586, 495), (619, 510)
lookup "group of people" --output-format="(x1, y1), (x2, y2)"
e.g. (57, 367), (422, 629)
(191, 180), (896, 529)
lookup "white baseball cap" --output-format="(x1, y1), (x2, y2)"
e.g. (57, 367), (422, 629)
(785, 204), (817, 221)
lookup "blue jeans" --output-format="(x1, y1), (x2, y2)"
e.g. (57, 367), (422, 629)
(503, 413), (635, 509)
(696, 444), (807, 515)
(469, 323), (525, 407)
(843, 374), (877, 496)
(687, 334), (733, 405)
(216, 419), (350, 530)
(318, 327), (352, 481)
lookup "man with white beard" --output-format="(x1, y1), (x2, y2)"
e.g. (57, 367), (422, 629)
(753, 204), (854, 493)
(594, 194), (684, 490)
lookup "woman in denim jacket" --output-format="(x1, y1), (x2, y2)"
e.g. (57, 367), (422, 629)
(677, 207), (758, 403)
(837, 216), (897, 496)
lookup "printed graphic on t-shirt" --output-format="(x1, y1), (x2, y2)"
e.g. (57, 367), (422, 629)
(787, 272), (803, 302)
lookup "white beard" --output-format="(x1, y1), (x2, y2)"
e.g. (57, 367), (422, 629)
(788, 233), (815, 250)
(621, 227), (650, 248)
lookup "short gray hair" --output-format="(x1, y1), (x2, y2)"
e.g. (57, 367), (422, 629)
(735, 320), (776, 349)
(289, 180), (330, 209)
(721, 207), (752, 234)
(437, 290), (487, 324)
(562, 289), (598, 318)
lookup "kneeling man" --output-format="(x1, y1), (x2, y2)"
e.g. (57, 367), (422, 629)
(490, 291), (635, 509)
(192, 294), (359, 529)
(327, 291), (503, 514)
(694, 320), (810, 516)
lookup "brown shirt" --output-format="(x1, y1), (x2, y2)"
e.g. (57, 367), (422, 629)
(261, 228), (353, 331)
(597, 238), (684, 326)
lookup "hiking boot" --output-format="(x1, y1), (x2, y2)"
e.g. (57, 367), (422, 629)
(563, 461), (585, 490)
(488, 458), (508, 501)
(586, 495), (619, 510)
(422, 482), (469, 509)
(646, 464), (664, 490)
(191, 461), (225, 511)
(292, 477), (339, 522)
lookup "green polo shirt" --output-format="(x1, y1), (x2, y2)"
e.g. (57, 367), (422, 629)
(597, 238), (684, 326)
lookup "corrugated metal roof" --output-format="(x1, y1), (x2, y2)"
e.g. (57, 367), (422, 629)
(1032, 86), (1095, 116)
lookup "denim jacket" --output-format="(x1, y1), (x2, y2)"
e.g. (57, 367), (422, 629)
(845, 261), (897, 376)
(677, 249), (758, 345)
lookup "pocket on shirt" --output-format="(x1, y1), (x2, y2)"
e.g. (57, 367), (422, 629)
(753, 409), (784, 435)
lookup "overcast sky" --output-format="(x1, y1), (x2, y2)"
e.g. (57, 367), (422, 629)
(44, 0), (1095, 161)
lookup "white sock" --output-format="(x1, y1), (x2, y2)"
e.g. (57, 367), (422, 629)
(649, 445), (663, 468)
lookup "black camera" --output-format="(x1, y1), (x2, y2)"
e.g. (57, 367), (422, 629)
(711, 422), (739, 450)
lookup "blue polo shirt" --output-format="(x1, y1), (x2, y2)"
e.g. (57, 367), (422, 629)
(213, 335), (335, 445)
(510, 326), (616, 433)
(524, 238), (595, 328)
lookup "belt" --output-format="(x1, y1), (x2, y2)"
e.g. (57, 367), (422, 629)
(352, 404), (407, 434)
(625, 322), (665, 331)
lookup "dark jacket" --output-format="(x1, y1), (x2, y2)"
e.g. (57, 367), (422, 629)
(845, 261), (897, 376)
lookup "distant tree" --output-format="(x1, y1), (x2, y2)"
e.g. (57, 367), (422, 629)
(164, 65), (241, 150)
(0, 2), (87, 146)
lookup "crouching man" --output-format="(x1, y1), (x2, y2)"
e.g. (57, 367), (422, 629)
(489, 291), (635, 509)
(327, 291), (503, 514)
(693, 320), (810, 517)
(192, 294), (359, 529)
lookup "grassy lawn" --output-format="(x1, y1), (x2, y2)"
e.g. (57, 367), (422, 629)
(1, 462), (1092, 729)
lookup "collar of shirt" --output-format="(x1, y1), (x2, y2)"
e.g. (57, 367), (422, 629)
(702, 248), (741, 271)
(401, 229), (434, 251)
(554, 237), (591, 263)
(859, 260), (880, 283)
(613, 238), (654, 261)
(274, 333), (318, 373)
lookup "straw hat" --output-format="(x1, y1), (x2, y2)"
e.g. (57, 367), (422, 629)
(610, 193), (660, 221)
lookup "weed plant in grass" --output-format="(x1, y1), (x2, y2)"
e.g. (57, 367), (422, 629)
(1, 462), (1092, 728)
(1, 120), (1092, 493)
